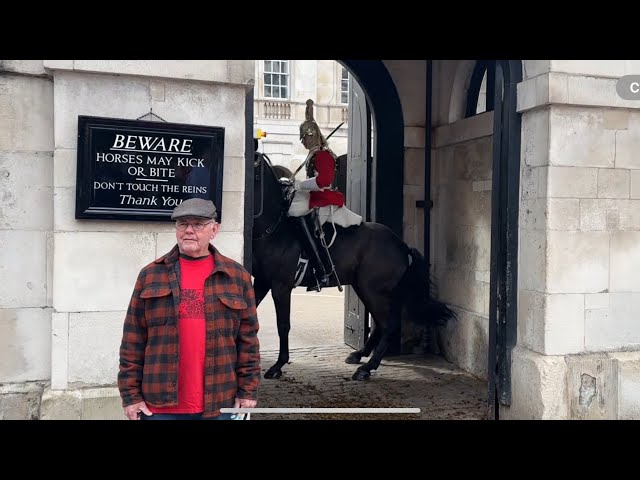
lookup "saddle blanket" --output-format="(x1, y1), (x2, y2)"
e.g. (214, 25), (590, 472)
(289, 190), (363, 228)
(317, 204), (362, 228)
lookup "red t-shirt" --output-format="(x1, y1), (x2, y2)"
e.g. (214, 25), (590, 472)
(148, 253), (214, 414)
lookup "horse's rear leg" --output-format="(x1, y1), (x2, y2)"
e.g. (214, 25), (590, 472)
(264, 282), (292, 380)
(345, 326), (381, 364)
(352, 327), (397, 380)
(351, 296), (399, 381)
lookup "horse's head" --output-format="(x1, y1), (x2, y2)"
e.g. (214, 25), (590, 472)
(252, 152), (293, 239)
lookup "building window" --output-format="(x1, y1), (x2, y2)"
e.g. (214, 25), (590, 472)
(264, 60), (289, 100)
(465, 60), (495, 118)
(340, 67), (349, 104)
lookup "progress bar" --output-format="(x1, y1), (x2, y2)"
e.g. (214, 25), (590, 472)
(220, 408), (420, 414)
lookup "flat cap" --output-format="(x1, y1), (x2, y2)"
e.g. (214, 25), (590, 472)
(171, 198), (217, 220)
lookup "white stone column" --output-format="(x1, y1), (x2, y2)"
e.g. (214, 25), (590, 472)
(38, 60), (254, 419)
(0, 62), (54, 416)
(505, 60), (640, 419)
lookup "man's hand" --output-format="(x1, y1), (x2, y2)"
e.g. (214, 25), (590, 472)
(234, 397), (257, 409)
(123, 401), (152, 420)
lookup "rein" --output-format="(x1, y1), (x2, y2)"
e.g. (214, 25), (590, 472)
(253, 152), (286, 240)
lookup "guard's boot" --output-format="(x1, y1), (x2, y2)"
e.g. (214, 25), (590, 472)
(298, 215), (330, 291)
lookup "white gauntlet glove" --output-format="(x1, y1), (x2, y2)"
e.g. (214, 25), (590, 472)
(295, 176), (321, 191)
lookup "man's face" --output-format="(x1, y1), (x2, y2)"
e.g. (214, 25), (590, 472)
(301, 133), (318, 150)
(175, 216), (219, 257)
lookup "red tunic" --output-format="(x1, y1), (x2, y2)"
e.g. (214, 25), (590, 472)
(309, 150), (345, 209)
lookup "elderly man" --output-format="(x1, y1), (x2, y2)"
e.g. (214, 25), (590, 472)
(117, 198), (260, 420)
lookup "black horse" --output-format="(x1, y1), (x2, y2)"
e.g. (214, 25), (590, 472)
(252, 153), (455, 381)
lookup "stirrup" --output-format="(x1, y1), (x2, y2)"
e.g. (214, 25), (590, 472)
(306, 271), (330, 292)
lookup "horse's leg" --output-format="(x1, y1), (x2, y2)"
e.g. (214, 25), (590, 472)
(345, 326), (381, 364)
(264, 282), (292, 379)
(352, 296), (399, 381)
(253, 276), (271, 307)
(344, 285), (381, 364)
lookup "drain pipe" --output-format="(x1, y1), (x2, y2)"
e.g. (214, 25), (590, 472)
(424, 60), (433, 266)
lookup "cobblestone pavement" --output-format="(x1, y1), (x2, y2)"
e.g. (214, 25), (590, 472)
(253, 344), (489, 420)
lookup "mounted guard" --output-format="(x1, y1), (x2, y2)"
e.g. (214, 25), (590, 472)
(279, 99), (362, 292)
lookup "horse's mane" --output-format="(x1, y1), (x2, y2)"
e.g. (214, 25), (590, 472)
(272, 164), (293, 179)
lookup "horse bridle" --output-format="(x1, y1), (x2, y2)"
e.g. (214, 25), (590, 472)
(252, 152), (286, 240)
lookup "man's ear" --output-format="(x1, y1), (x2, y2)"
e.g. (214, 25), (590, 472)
(211, 222), (220, 239)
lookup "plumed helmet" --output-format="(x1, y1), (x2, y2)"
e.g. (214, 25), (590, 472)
(299, 99), (326, 145)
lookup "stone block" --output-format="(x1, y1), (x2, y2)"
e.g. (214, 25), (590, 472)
(53, 148), (76, 188)
(521, 108), (550, 167)
(598, 169), (629, 198)
(501, 345), (568, 419)
(51, 312), (69, 390)
(610, 232), (640, 291)
(523, 60), (550, 80)
(404, 127), (425, 149)
(551, 60), (625, 78)
(42, 60), (73, 70)
(518, 229), (546, 292)
(53, 71), (150, 150)
(151, 80), (246, 157)
(585, 293), (640, 351)
(68, 312), (126, 386)
(433, 112), (493, 148)
(543, 294), (585, 355)
(547, 230), (610, 293)
(520, 198), (546, 231)
(579, 198), (618, 231)
(0, 308), (51, 383)
(0, 74), (53, 151)
(549, 108), (615, 168)
(517, 289), (544, 353)
(608, 351), (640, 419)
(631, 171), (640, 198)
(0, 231), (48, 308)
(547, 199), (580, 230)
(218, 191), (243, 232)
(603, 110), (629, 130)
(82, 388), (126, 420)
(0, 60), (46, 76)
(547, 166), (598, 198)
(614, 115), (640, 169)
(40, 387), (82, 420)
(52, 232), (156, 312)
(0, 150), (53, 230)
(221, 155), (245, 192)
(566, 353), (617, 419)
(0, 383), (44, 420)
(72, 60), (235, 84)
(404, 148), (425, 186)
(585, 293), (609, 310)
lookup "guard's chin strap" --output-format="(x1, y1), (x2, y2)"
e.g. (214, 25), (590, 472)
(291, 146), (319, 179)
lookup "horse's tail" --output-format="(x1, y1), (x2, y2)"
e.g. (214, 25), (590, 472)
(396, 247), (457, 327)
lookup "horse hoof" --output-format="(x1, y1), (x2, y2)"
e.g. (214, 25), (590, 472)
(345, 353), (361, 364)
(264, 368), (282, 379)
(352, 369), (370, 381)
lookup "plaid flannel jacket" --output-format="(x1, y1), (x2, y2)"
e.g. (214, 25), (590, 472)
(117, 244), (260, 418)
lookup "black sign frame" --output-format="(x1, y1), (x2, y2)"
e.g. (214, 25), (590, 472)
(75, 115), (225, 222)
